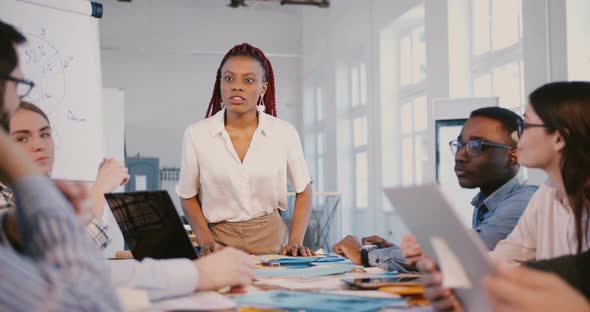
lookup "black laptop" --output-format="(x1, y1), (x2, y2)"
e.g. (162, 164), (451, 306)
(105, 191), (198, 260)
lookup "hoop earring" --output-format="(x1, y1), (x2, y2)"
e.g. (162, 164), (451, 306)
(257, 95), (265, 113)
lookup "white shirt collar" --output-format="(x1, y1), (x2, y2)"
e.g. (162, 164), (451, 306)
(209, 107), (271, 137)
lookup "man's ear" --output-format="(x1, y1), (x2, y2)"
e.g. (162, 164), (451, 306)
(508, 148), (519, 168)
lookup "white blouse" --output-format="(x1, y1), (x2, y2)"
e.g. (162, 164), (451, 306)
(491, 182), (590, 265)
(175, 108), (311, 223)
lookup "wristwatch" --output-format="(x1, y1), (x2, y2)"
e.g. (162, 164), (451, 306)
(359, 245), (377, 267)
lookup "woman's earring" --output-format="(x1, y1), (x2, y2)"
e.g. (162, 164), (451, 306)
(220, 101), (225, 109)
(258, 96), (265, 113)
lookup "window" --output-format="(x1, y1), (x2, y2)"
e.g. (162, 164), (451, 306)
(351, 63), (368, 107)
(471, 0), (524, 110)
(355, 151), (368, 208)
(400, 96), (427, 185)
(352, 112), (368, 209)
(316, 132), (325, 194)
(350, 62), (369, 209)
(400, 26), (426, 87)
(472, 0), (522, 56)
(316, 87), (324, 122)
(303, 85), (326, 194)
(353, 116), (368, 147)
(398, 18), (427, 187)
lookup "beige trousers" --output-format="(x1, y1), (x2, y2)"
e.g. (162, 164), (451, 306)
(209, 210), (288, 255)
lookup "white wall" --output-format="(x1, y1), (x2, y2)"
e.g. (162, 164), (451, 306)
(99, 0), (303, 168)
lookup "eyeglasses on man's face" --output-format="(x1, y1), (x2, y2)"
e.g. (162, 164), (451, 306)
(0, 75), (35, 99)
(449, 139), (513, 157)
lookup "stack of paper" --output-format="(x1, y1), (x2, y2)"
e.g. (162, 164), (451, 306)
(150, 291), (236, 311)
(256, 263), (359, 278)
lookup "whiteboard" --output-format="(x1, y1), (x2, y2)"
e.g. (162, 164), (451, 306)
(0, 0), (104, 181)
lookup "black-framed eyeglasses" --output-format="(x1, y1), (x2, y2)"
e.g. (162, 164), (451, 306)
(516, 118), (550, 138)
(449, 139), (513, 157)
(0, 75), (35, 99)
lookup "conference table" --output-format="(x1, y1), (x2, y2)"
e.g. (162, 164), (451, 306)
(116, 254), (432, 312)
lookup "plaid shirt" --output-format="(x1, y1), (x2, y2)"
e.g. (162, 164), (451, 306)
(0, 176), (121, 311)
(0, 182), (16, 211)
(87, 216), (112, 250)
(0, 181), (111, 250)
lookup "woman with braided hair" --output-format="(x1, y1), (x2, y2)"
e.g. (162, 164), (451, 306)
(176, 43), (314, 256)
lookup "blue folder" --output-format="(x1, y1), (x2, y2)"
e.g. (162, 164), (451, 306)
(234, 290), (405, 312)
(265, 255), (346, 267)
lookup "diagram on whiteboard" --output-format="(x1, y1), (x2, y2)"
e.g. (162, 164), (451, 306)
(21, 29), (70, 116)
(19, 28), (76, 153)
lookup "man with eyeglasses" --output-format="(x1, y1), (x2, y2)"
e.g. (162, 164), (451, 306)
(447, 107), (538, 250)
(332, 107), (537, 272)
(0, 76), (33, 135)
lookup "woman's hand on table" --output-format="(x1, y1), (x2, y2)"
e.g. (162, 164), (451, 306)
(281, 241), (315, 257)
(199, 240), (225, 256)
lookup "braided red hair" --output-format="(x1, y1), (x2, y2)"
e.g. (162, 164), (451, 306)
(206, 43), (277, 118)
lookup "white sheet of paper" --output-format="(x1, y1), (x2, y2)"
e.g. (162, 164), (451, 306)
(431, 236), (472, 288)
(382, 307), (435, 312)
(150, 291), (236, 311)
(256, 275), (347, 290)
(322, 290), (402, 299)
(135, 175), (147, 191)
(361, 267), (388, 274)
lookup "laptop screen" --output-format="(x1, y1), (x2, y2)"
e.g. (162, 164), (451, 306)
(105, 191), (198, 260)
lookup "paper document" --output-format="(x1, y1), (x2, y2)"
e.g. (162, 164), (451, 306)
(256, 263), (359, 278)
(150, 291), (236, 311)
(256, 275), (347, 290)
(322, 290), (402, 300)
(431, 236), (471, 288)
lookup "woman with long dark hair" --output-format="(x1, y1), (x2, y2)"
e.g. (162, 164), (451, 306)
(483, 81), (590, 263)
(520, 81), (590, 254)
